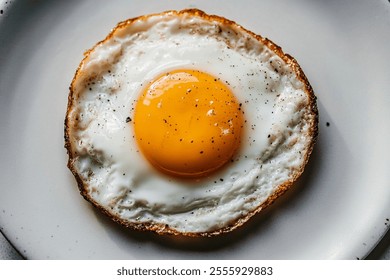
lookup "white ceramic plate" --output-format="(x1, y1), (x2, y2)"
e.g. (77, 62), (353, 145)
(1, 0), (389, 260)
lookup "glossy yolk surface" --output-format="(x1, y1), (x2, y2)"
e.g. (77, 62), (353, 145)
(133, 70), (243, 178)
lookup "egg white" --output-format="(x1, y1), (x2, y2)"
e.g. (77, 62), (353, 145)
(67, 11), (313, 233)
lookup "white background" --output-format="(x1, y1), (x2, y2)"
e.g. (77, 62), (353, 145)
(1, 0), (389, 260)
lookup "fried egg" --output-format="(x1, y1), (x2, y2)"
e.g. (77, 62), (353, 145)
(65, 9), (318, 236)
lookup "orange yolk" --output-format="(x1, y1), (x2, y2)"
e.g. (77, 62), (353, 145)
(133, 70), (243, 178)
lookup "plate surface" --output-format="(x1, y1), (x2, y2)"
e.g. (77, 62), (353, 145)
(0, 0), (389, 259)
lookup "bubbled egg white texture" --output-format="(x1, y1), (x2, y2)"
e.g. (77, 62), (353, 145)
(68, 12), (311, 234)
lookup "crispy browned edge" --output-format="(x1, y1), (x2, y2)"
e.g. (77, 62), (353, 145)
(64, 9), (319, 237)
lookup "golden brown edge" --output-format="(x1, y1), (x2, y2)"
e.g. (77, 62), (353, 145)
(64, 8), (319, 237)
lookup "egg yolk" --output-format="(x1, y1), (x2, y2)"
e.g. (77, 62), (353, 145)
(133, 70), (243, 178)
